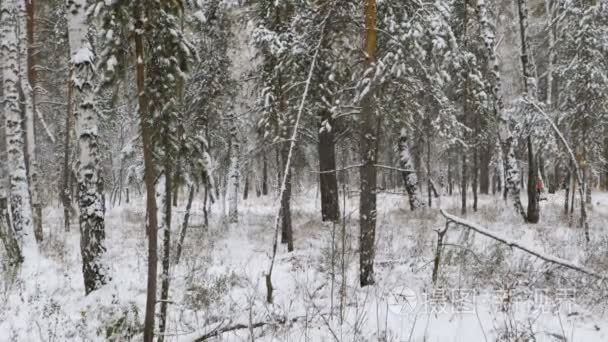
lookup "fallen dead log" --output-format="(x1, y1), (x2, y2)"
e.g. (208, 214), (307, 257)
(439, 209), (604, 280)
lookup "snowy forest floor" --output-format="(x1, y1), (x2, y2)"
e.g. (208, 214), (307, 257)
(2, 189), (608, 341)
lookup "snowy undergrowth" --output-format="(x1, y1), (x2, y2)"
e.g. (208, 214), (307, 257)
(1, 190), (608, 341)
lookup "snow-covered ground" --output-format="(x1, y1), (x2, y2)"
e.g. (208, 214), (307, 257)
(1, 190), (608, 341)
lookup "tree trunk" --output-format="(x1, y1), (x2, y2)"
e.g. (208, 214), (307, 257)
(479, 146), (490, 194)
(67, 0), (108, 294)
(398, 129), (421, 210)
(2, 0), (38, 262)
(175, 184), (195, 264)
(227, 113), (239, 223)
(564, 167), (570, 214)
(243, 172), (249, 200)
(280, 143), (293, 252)
(158, 167), (172, 341)
(133, 2), (159, 339)
(478, 0), (526, 220)
(318, 113), (340, 221)
(62, 69), (73, 231)
(262, 149), (268, 195)
(448, 154), (453, 195)
(526, 136), (539, 223)
(426, 135), (432, 207)
(518, 0), (540, 224)
(359, 0), (377, 287)
(24, 0), (42, 242)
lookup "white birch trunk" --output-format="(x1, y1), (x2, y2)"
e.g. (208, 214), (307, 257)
(477, 0), (527, 220)
(66, 0), (107, 294)
(226, 113), (240, 223)
(1, 0), (37, 260)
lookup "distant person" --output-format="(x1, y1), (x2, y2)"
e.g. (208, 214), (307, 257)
(535, 177), (546, 201)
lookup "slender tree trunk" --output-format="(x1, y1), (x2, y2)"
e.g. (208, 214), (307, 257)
(227, 113), (239, 223)
(526, 136), (539, 222)
(134, 2), (159, 340)
(62, 69), (73, 232)
(318, 113), (340, 221)
(448, 154), (453, 196)
(280, 143), (293, 251)
(461, 1), (469, 215)
(564, 167), (570, 214)
(158, 164), (172, 341)
(0, 69), (22, 264)
(23, 0), (42, 242)
(359, 0), (377, 287)
(604, 133), (608, 190)
(175, 184), (194, 265)
(262, 149), (268, 195)
(243, 172), (249, 200)
(479, 146), (490, 194)
(518, 0), (540, 224)
(426, 135), (432, 207)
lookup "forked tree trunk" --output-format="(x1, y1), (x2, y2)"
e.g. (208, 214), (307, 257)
(359, 0), (378, 287)
(318, 113), (340, 221)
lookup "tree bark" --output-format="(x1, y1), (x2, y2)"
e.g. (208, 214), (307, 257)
(518, 0), (540, 224)
(359, 0), (377, 287)
(133, 1), (159, 339)
(67, 0), (108, 294)
(62, 68), (73, 232)
(526, 136), (539, 223)
(175, 184), (195, 264)
(280, 143), (293, 252)
(262, 149), (268, 195)
(479, 146), (490, 194)
(2, 0), (38, 262)
(158, 167), (172, 341)
(318, 112), (340, 221)
(24, 0), (42, 242)
(227, 113), (239, 223)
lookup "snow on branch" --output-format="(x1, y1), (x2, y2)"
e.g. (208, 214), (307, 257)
(439, 209), (604, 280)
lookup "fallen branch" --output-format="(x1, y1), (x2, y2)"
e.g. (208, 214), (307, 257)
(192, 321), (267, 341)
(192, 316), (300, 341)
(440, 209), (604, 280)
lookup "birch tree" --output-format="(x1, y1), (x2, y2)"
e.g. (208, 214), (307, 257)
(1, 0), (37, 260)
(66, 0), (107, 294)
